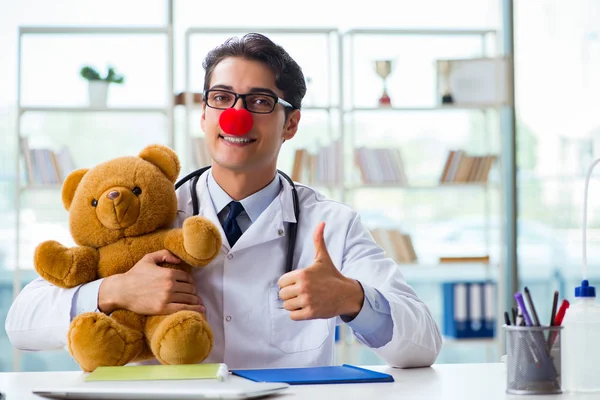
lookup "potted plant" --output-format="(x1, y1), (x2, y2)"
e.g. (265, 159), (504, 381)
(80, 65), (125, 107)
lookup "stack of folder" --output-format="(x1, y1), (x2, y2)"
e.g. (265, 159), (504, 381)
(442, 280), (496, 339)
(84, 363), (394, 386)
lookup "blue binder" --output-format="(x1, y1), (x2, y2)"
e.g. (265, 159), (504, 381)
(442, 280), (496, 339)
(231, 364), (394, 385)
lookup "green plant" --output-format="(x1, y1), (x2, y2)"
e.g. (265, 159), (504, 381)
(80, 65), (125, 84)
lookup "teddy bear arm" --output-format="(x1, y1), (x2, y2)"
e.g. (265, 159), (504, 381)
(163, 216), (221, 267)
(163, 229), (209, 267)
(34, 240), (99, 289)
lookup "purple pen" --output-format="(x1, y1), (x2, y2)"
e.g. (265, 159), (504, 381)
(515, 292), (533, 326)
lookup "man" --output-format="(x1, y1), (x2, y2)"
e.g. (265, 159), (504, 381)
(6, 33), (442, 369)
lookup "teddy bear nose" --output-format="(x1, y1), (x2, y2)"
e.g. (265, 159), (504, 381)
(107, 191), (120, 200)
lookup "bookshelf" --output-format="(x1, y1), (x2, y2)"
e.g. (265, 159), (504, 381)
(15, 22), (174, 258)
(8, 24), (515, 368)
(330, 28), (510, 364)
(12, 10), (175, 372)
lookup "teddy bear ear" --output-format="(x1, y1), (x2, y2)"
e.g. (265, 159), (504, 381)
(138, 144), (181, 183)
(62, 168), (89, 211)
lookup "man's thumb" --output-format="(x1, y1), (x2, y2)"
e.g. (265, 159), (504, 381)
(313, 221), (332, 263)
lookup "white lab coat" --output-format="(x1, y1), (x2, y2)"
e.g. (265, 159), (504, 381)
(5, 172), (442, 369)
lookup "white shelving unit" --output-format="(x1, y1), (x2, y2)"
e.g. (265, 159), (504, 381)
(180, 27), (512, 365)
(8, 22), (514, 369)
(337, 28), (510, 364)
(14, 22), (175, 265)
(12, 10), (175, 372)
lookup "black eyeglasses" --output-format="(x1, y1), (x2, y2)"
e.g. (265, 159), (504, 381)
(203, 89), (294, 114)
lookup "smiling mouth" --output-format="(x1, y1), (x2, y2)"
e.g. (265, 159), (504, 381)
(219, 134), (257, 144)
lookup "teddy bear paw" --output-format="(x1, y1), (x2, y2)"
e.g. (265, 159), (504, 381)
(150, 310), (213, 365)
(68, 312), (145, 372)
(34, 241), (73, 285)
(182, 216), (222, 263)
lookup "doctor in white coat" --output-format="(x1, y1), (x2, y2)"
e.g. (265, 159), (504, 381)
(6, 33), (442, 369)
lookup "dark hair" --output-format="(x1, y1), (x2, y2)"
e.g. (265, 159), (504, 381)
(202, 33), (306, 112)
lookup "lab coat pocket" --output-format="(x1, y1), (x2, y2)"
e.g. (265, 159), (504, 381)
(268, 286), (331, 354)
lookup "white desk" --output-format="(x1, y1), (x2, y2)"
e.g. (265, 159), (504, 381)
(1, 363), (598, 400)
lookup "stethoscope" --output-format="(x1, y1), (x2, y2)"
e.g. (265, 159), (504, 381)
(174, 166), (300, 274)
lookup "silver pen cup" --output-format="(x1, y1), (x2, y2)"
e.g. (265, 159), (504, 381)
(504, 325), (563, 395)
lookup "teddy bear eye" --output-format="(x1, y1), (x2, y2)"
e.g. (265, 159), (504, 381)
(91, 199), (98, 207)
(132, 187), (142, 196)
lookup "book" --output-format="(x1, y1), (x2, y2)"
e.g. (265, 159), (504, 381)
(230, 364), (394, 385)
(85, 363), (229, 382)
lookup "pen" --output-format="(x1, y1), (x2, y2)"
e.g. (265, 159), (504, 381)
(515, 304), (540, 366)
(514, 292), (533, 326)
(547, 291), (560, 348)
(515, 305), (525, 326)
(524, 287), (541, 326)
(550, 299), (570, 347)
(511, 307), (517, 326)
(549, 290), (559, 326)
(504, 311), (511, 326)
(515, 292), (552, 365)
(554, 299), (570, 326)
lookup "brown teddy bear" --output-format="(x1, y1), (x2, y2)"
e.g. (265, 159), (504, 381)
(33, 144), (222, 372)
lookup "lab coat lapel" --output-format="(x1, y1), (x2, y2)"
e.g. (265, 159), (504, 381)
(192, 172), (230, 252)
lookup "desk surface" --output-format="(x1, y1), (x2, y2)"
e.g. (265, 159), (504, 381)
(1, 363), (599, 400)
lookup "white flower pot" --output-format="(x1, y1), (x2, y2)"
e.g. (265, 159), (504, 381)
(87, 80), (110, 108)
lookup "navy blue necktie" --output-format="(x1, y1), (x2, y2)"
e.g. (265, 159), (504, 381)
(223, 201), (244, 247)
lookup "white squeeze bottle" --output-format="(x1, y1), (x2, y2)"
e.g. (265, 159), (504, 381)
(561, 279), (600, 392)
(561, 158), (600, 393)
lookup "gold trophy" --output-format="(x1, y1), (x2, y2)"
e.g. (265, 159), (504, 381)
(374, 60), (393, 106)
(439, 60), (454, 104)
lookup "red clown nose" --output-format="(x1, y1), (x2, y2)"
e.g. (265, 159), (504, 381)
(219, 108), (254, 136)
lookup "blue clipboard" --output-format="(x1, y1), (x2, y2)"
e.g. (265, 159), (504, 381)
(231, 364), (394, 385)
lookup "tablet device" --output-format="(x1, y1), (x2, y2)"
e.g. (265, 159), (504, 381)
(32, 379), (289, 399)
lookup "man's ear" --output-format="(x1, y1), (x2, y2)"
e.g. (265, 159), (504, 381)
(283, 110), (301, 141)
(62, 169), (88, 211)
(139, 144), (181, 183)
(200, 104), (206, 132)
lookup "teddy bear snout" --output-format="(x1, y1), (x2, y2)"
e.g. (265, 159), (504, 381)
(97, 188), (140, 230)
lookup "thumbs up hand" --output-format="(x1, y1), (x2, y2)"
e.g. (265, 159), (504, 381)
(277, 222), (365, 321)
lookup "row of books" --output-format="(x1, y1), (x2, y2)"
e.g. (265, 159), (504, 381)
(20, 137), (76, 186)
(442, 281), (496, 339)
(440, 150), (496, 183)
(369, 228), (417, 264)
(190, 139), (495, 189)
(291, 145), (407, 186)
(290, 146), (496, 187)
(290, 142), (342, 185)
(354, 147), (409, 185)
